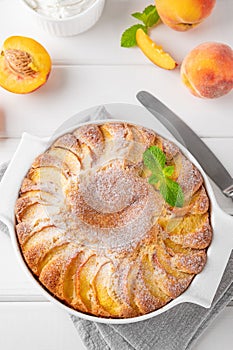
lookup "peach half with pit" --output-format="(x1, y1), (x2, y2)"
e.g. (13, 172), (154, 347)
(0, 36), (51, 94)
(181, 42), (233, 99)
(155, 0), (216, 31)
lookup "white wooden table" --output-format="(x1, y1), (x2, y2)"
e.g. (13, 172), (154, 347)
(0, 1), (233, 349)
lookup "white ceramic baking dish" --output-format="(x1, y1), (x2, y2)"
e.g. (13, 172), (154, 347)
(0, 103), (232, 324)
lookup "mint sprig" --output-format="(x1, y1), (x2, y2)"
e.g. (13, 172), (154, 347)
(143, 146), (184, 208)
(132, 5), (160, 28)
(121, 24), (147, 48)
(121, 5), (160, 48)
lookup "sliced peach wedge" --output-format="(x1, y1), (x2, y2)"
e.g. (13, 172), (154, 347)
(0, 36), (51, 94)
(136, 28), (177, 70)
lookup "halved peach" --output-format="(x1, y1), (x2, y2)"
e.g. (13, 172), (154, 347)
(136, 28), (177, 70)
(0, 36), (51, 94)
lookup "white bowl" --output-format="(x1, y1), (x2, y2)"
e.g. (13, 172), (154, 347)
(0, 103), (233, 324)
(21, 0), (106, 36)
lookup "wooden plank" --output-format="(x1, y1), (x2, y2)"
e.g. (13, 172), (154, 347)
(0, 233), (42, 298)
(0, 302), (85, 350)
(0, 302), (233, 350)
(0, 66), (233, 139)
(0, 1), (231, 66)
(0, 1), (231, 348)
(0, 138), (20, 163)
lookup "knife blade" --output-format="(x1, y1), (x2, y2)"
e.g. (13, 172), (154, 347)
(136, 90), (233, 199)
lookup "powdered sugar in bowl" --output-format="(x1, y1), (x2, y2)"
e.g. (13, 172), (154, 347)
(21, 0), (106, 36)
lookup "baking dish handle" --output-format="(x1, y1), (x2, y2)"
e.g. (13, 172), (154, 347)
(184, 208), (233, 308)
(0, 132), (48, 226)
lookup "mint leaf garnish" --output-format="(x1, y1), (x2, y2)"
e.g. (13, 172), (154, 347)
(143, 5), (160, 28)
(163, 165), (174, 177)
(132, 5), (160, 28)
(121, 24), (147, 48)
(143, 145), (166, 172)
(121, 4), (160, 48)
(131, 12), (145, 22)
(160, 178), (184, 207)
(143, 145), (184, 208)
(149, 174), (160, 185)
(143, 5), (157, 16)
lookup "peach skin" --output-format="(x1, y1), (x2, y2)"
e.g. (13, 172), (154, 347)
(155, 0), (216, 31)
(181, 42), (233, 99)
(0, 36), (51, 94)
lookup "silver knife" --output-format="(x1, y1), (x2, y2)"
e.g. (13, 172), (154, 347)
(136, 90), (233, 199)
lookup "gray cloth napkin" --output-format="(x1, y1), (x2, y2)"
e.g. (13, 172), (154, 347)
(1, 122), (233, 350)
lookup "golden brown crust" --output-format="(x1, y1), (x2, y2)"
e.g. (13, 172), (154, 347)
(53, 133), (81, 158)
(171, 250), (207, 274)
(39, 244), (80, 299)
(73, 125), (104, 152)
(160, 213), (212, 249)
(15, 122), (212, 318)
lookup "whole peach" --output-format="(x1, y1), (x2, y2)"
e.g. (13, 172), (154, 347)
(181, 42), (233, 99)
(155, 0), (216, 31)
